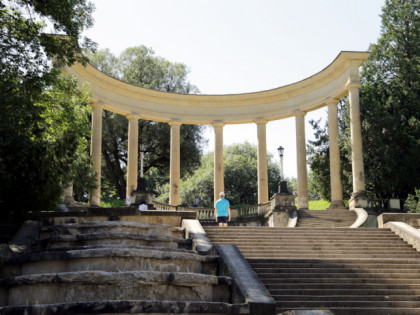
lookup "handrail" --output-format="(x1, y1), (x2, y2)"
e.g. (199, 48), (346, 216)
(152, 200), (272, 220)
(236, 202), (271, 217)
(151, 200), (177, 211)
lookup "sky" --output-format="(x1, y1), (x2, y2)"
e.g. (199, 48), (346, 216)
(83, 0), (385, 178)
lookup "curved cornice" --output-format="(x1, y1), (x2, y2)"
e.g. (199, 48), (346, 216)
(64, 51), (370, 124)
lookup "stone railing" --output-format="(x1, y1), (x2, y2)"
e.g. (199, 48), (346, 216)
(152, 200), (272, 220)
(151, 200), (177, 211)
(236, 202), (271, 217)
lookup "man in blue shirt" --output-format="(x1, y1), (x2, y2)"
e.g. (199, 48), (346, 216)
(214, 192), (231, 227)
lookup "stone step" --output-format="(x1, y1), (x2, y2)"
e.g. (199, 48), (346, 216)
(243, 252), (420, 259)
(0, 271), (231, 306)
(274, 294), (420, 301)
(271, 288), (420, 296)
(248, 258), (420, 266)
(254, 267), (420, 274)
(259, 272), (420, 279)
(211, 242), (413, 250)
(35, 232), (191, 250)
(262, 277), (420, 284)
(276, 307), (420, 315)
(40, 221), (185, 239)
(206, 235), (401, 242)
(235, 247), (416, 254)
(276, 300), (420, 308)
(266, 283), (420, 290)
(0, 300), (247, 315)
(204, 227), (390, 233)
(1, 247), (218, 277)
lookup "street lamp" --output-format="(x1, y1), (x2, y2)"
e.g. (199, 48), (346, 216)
(277, 146), (289, 194)
(277, 146), (284, 181)
(137, 142), (147, 192)
(139, 142), (146, 178)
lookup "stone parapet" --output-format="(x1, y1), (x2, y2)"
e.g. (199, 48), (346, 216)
(378, 213), (420, 228)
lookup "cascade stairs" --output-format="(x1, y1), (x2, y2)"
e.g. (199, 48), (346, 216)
(205, 226), (420, 314)
(0, 219), (245, 314)
(297, 209), (357, 228)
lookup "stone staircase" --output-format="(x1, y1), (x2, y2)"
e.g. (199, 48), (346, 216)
(297, 209), (357, 227)
(205, 226), (420, 314)
(0, 219), (245, 314)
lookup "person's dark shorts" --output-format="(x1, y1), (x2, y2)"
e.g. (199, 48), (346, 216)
(217, 216), (228, 223)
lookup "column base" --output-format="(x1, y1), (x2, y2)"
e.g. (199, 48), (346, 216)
(349, 190), (368, 210)
(328, 200), (346, 210)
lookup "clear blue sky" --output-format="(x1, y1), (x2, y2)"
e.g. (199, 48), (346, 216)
(83, 0), (385, 178)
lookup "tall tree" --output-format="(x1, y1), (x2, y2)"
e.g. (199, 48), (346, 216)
(308, 0), (420, 202)
(361, 0), (420, 199)
(87, 47), (205, 199)
(0, 1), (96, 221)
(157, 142), (283, 207)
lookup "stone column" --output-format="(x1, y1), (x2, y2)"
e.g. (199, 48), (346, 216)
(89, 102), (103, 206)
(126, 114), (140, 196)
(213, 121), (225, 203)
(169, 120), (181, 205)
(347, 81), (367, 208)
(327, 100), (345, 209)
(256, 119), (269, 203)
(295, 111), (309, 209)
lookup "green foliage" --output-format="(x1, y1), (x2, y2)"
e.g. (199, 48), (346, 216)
(100, 199), (125, 208)
(167, 142), (283, 207)
(0, 1), (95, 222)
(307, 100), (353, 201)
(308, 0), (420, 202)
(360, 0), (420, 200)
(87, 47), (205, 199)
(308, 200), (331, 210)
(405, 188), (420, 213)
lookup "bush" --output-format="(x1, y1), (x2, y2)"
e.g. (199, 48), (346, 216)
(405, 189), (420, 213)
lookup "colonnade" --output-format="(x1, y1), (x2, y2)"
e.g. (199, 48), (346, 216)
(88, 81), (366, 209)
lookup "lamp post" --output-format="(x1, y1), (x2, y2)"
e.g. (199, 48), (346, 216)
(137, 142), (147, 192)
(277, 146), (284, 181)
(277, 146), (289, 194)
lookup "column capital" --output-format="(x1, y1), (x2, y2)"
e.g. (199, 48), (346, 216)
(212, 120), (225, 128)
(294, 110), (306, 117)
(168, 119), (182, 127)
(325, 98), (341, 106)
(346, 79), (361, 90)
(90, 100), (103, 109)
(254, 118), (268, 125)
(126, 112), (141, 121)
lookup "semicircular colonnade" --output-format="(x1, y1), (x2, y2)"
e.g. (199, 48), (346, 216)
(64, 51), (370, 210)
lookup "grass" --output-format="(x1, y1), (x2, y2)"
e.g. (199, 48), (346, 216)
(308, 200), (331, 210)
(100, 199), (125, 207)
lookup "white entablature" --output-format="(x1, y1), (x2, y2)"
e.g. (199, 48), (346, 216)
(65, 51), (369, 125)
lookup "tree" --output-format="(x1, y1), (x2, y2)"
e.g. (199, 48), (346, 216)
(0, 0), (96, 221)
(157, 142), (284, 207)
(307, 100), (353, 201)
(360, 0), (420, 200)
(308, 0), (420, 202)
(87, 47), (205, 199)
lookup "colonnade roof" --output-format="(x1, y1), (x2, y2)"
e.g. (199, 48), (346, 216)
(65, 51), (370, 125)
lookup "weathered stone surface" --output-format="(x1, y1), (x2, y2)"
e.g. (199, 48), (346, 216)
(2, 247), (218, 277)
(183, 219), (214, 255)
(0, 300), (248, 315)
(215, 245), (275, 315)
(28, 210), (196, 227)
(1, 271), (232, 306)
(384, 221), (420, 251)
(378, 213), (420, 228)
(40, 221), (185, 238)
(36, 231), (191, 250)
